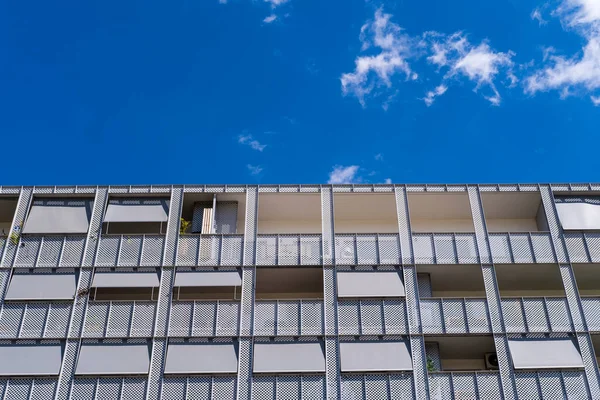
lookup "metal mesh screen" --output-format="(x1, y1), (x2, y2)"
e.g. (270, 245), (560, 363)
(251, 375), (325, 400)
(2, 187), (32, 268)
(0, 302), (72, 339)
(243, 187), (258, 266)
(254, 300), (324, 336)
(13, 236), (86, 268)
(168, 300), (240, 337)
(337, 300), (408, 335)
(83, 301), (156, 338)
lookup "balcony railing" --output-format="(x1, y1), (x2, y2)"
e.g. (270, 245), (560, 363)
(162, 377), (236, 400)
(428, 372), (502, 400)
(420, 298), (491, 334)
(412, 233), (479, 264)
(341, 374), (414, 399)
(0, 379), (59, 399)
(252, 375), (325, 400)
(254, 300), (324, 336)
(13, 235), (86, 268)
(256, 234), (322, 266)
(0, 302), (72, 339)
(501, 297), (572, 333)
(581, 297), (600, 331)
(334, 234), (401, 265)
(338, 299), (408, 335)
(70, 377), (147, 400)
(514, 371), (587, 399)
(95, 234), (165, 267)
(176, 234), (243, 266)
(564, 232), (600, 263)
(488, 232), (555, 264)
(169, 300), (240, 337)
(82, 301), (156, 337)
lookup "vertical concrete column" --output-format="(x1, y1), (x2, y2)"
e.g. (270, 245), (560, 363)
(1, 187), (32, 267)
(146, 187), (183, 400)
(238, 187), (258, 400)
(468, 186), (517, 400)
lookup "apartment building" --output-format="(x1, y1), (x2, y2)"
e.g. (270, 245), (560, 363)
(0, 183), (599, 400)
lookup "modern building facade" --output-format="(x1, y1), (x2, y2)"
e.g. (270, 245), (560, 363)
(0, 183), (599, 399)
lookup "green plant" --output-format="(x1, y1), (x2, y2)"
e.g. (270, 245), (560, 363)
(9, 223), (22, 245)
(426, 358), (437, 372)
(180, 218), (192, 234)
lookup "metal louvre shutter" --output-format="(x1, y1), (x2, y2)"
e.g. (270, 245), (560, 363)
(23, 198), (92, 234)
(104, 198), (169, 223)
(337, 271), (405, 298)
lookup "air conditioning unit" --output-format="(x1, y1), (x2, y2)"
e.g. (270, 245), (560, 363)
(484, 352), (499, 370)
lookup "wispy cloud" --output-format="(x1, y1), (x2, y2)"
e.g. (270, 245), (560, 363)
(531, 8), (547, 26)
(340, 8), (419, 106)
(263, 14), (277, 23)
(525, 0), (600, 98)
(247, 164), (263, 175)
(426, 33), (516, 105)
(592, 95), (600, 105)
(218, 0), (227, 3)
(375, 153), (384, 161)
(423, 84), (448, 106)
(265, 0), (288, 7)
(238, 134), (267, 152)
(327, 165), (361, 184)
(384, 178), (392, 184)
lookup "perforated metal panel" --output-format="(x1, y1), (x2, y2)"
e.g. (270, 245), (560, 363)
(489, 232), (556, 264)
(494, 334), (517, 400)
(82, 188), (107, 267)
(255, 235), (322, 266)
(337, 300), (408, 335)
(161, 376), (237, 400)
(0, 379), (58, 400)
(0, 302), (72, 339)
(13, 236), (86, 268)
(394, 186), (412, 264)
(146, 338), (166, 400)
(468, 186), (491, 264)
(68, 377), (147, 400)
(340, 373), (414, 400)
(2, 187), (32, 268)
(540, 186), (568, 263)
(239, 268), (255, 336)
(243, 187), (258, 266)
(168, 300), (240, 337)
(501, 297), (572, 333)
(334, 234), (401, 266)
(83, 301), (156, 338)
(251, 375), (325, 400)
(576, 333), (600, 397)
(95, 235), (166, 267)
(411, 234), (479, 264)
(321, 187), (334, 266)
(236, 337), (252, 400)
(420, 298), (491, 334)
(177, 235), (244, 266)
(515, 371), (589, 400)
(324, 337), (339, 400)
(254, 300), (323, 336)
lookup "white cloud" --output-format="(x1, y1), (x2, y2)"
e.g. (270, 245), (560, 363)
(526, 0), (600, 97)
(247, 164), (263, 175)
(531, 9), (547, 26)
(263, 14), (277, 23)
(592, 95), (600, 105)
(265, 0), (288, 7)
(423, 84), (448, 106)
(238, 134), (266, 151)
(375, 153), (383, 161)
(384, 178), (392, 184)
(341, 8), (418, 106)
(327, 165), (361, 184)
(218, 0), (227, 3)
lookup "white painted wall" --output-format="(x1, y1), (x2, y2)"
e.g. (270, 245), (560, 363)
(499, 290), (566, 297)
(411, 219), (475, 233)
(258, 220), (322, 234)
(441, 359), (486, 371)
(334, 219), (398, 234)
(430, 290), (487, 298)
(485, 218), (539, 232)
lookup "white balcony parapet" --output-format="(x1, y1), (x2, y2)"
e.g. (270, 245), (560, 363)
(256, 234), (322, 266)
(420, 298), (491, 334)
(334, 234), (401, 265)
(337, 299), (408, 335)
(488, 232), (555, 264)
(169, 300), (240, 337)
(83, 301), (157, 338)
(13, 235), (86, 268)
(501, 297), (573, 333)
(95, 234), (165, 267)
(428, 372), (503, 400)
(412, 233), (479, 264)
(254, 300), (324, 336)
(0, 302), (72, 339)
(176, 234), (243, 266)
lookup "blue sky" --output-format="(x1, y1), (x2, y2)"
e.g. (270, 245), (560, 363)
(0, 0), (599, 185)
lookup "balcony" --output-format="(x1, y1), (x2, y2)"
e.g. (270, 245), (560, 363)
(481, 192), (547, 233)
(0, 379), (59, 399)
(69, 378), (147, 400)
(514, 370), (587, 399)
(254, 300), (324, 336)
(412, 233), (479, 264)
(418, 266), (490, 334)
(334, 193), (399, 234)
(425, 336), (496, 372)
(0, 302), (72, 339)
(255, 268), (323, 300)
(169, 300), (240, 337)
(14, 235), (86, 268)
(162, 376), (236, 400)
(429, 372), (502, 400)
(334, 234), (400, 265)
(258, 193), (321, 234)
(408, 193), (475, 233)
(488, 232), (555, 263)
(337, 299), (408, 335)
(340, 374), (414, 400)
(177, 234), (243, 266)
(573, 264), (600, 331)
(95, 234), (165, 267)
(83, 301), (157, 338)
(252, 375), (325, 400)
(564, 232), (600, 262)
(256, 234), (322, 266)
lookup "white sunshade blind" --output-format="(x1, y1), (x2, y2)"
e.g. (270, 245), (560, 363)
(339, 341), (413, 372)
(5, 273), (77, 300)
(75, 344), (150, 375)
(337, 271), (405, 298)
(555, 197), (600, 230)
(253, 342), (326, 373)
(165, 343), (238, 374)
(91, 272), (160, 288)
(0, 344), (63, 376)
(23, 198), (92, 234)
(508, 338), (584, 370)
(174, 271), (242, 287)
(104, 198), (169, 223)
